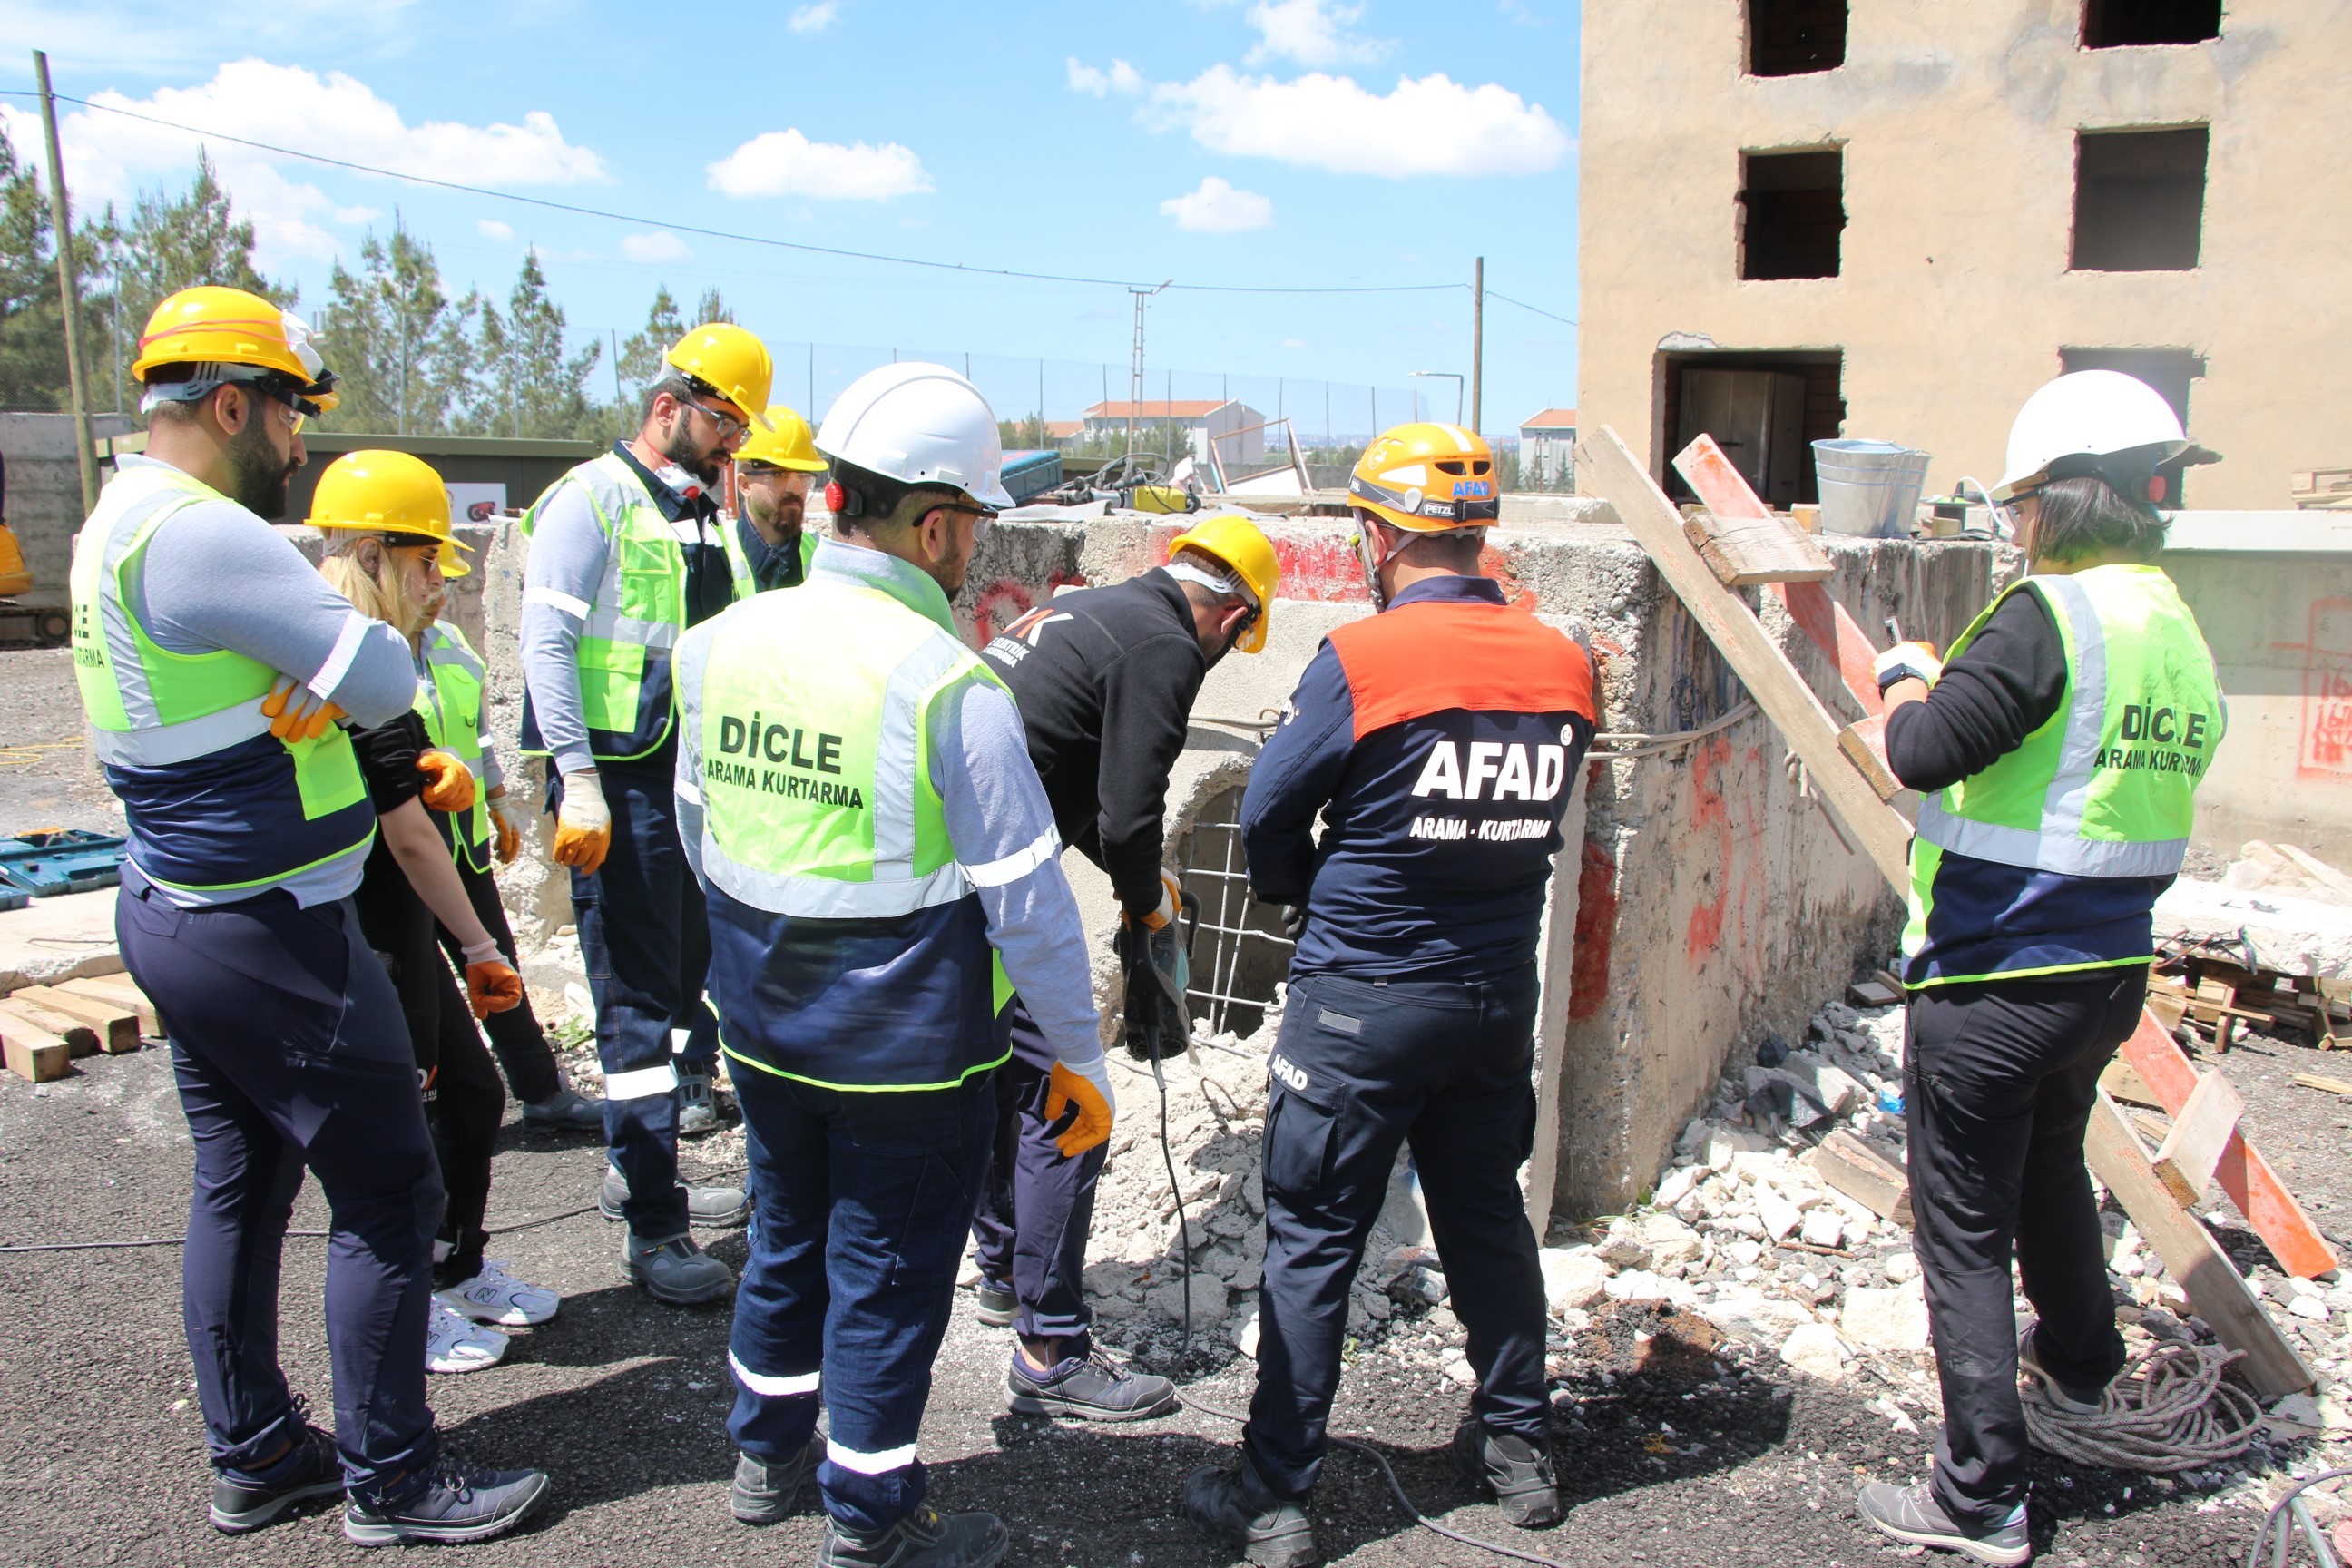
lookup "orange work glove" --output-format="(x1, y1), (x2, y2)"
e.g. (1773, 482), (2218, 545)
(459, 938), (524, 1019)
(415, 750), (477, 813)
(1129, 868), (1183, 933)
(552, 767), (612, 877)
(487, 788), (529, 865)
(1045, 1054), (1116, 1158)
(260, 675), (347, 742)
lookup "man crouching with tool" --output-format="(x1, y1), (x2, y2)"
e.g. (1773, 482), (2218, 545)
(970, 515), (1279, 1421)
(1185, 424), (1595, 1567)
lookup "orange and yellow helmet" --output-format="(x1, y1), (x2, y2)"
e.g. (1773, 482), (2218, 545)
(1347, 422), (1500, 533)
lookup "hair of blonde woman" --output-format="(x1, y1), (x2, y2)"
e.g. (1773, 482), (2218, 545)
(319, 537), (427, 641)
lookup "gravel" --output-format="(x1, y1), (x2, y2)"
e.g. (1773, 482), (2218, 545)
(0, 648), (122, 838)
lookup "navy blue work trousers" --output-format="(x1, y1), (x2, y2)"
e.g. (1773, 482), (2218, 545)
(558, 759), (713, 1237)
(1246, 965), (1549, 1499)
(117, 871), (442, 1506)
(969, 1001), (1106, 1344)
(726, 1060), (996, 1537)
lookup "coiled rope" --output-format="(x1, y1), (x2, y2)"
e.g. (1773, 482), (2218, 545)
(2022, 1341), (2261, 1472)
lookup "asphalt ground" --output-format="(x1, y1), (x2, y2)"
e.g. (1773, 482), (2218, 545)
(0, 1038), (2283, 1568)
(0, 648), (122, 841)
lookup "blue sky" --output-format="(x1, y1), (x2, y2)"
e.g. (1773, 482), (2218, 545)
(1, 0), (1581, 436)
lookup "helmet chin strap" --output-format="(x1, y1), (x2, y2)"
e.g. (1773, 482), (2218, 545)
(1354, 517), (1413, 610)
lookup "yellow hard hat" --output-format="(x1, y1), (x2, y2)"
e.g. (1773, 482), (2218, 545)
(734, 405), (827, 472)
(307, 449), (474, 577)
(666, 323), (774, 429)
(1167, 514), (1279, 655)
(132, 286), (338, 411)
(1348, 421), (1501, 533)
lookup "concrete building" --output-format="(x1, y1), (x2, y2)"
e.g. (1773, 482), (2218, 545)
(1, 412), (135, 625)
(1520, 407), (1579, 490)
(1577, 0), (2352, 511)
(1081, 399), (1265, 468)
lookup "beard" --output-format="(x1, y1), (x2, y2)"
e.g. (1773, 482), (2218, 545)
(657, 420), (727, 490)
(226, 418), (299, 519)
(748, 488), (805, 544)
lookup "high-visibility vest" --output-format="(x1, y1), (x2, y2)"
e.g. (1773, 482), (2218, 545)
(519, 452), (703, 761)
(69, 462), (374, 895)
(720, 514), (818, 600)
(678, 574), (1030, 1088)
(416, 622), (491, 872)
(1904, 564), (2224, 980)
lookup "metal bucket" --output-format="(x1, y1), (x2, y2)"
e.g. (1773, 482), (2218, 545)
(1812, 439), (1931, 538)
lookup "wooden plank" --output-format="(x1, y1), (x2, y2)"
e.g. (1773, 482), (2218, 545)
(2120, 1010), (2338, 1278)
(9, 985), (137, 1054)
(2151, 1070), (2246, 1207)
(0, 1010), (70, 1082)
(1838, 716), (1902, 800)
(2100, 1056), (2166, 1109)
(1681, 498), (1835, 588)
(1848, 978), (1901, 1007)
(1808, 1130), (1913, 1225)
(55, 975), (158, 1036)
(2292, 1073), (2352, 1097)
(1583, 426), (1915, 887)
(0, 999), (98, 1058)
(2084, 1091), (2313, 1399)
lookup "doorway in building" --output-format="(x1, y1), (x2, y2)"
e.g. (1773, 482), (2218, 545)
(1658, 349), (1845, 505)
(2061, 347), (2207, 504)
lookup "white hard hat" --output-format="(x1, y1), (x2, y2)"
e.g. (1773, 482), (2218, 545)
(815, 361), (1014, 511)
(1994, 370), (2190, 502)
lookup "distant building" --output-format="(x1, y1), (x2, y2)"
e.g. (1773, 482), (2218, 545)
(1081, 399), (1264, 468)
(1040, 419), (1085, 446)
(1520, 407), (1577, 491)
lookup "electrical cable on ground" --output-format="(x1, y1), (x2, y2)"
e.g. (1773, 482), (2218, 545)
(2022, 1341), (2261, 1472)
(0, 1196), (613, 1254)
(2243, 1465), (2352, 1568)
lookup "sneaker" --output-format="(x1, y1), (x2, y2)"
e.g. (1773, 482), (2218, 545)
(211, 1416), (342, 1534)
(1451, 1417), (1562, 1527)
(344, 1454), (550, 1546)
(522, 1086), (603, 1131)
(1183, 1452), (1317, 1568)
(1856, 1481), (2031, 1567)
(818, 1504), (1008, 1568)
(730, 1440), (818, 1525)
(426, 1300), (510, 1374)
(678, 1069), (724, 1137)
(2018, 1322), (2105, 1416)
(972, 1277), (1016, 1328)
(622, 1232), (737, 1306)
(437, 1260), (561, 1328)
(1008, 1345), (1176, 1422)
(599, 1163), (750, 1229)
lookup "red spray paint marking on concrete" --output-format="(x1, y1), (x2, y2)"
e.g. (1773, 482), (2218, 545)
(1569, 839), (1618, 1021)
(1147, 520), (1536, 610)
(968, 571), (1087, 647)
(2290, 599), (2352, 779)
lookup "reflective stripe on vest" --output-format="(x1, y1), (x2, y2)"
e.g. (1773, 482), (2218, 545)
(721, 515), (757, 602)
(418, 622), (492, 870)
(1912, 565), (2223, 879)
(520, 452), (685, 760)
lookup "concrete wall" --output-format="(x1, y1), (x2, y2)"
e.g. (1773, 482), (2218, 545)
(2, 412), (134, 611)
(1578, 1), (2352, 511)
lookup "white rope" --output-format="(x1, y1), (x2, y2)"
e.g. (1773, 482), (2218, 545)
(2022, 1341), (2262, 1472)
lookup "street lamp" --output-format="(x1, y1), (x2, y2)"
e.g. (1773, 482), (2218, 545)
(1409, 370), (1464, 426)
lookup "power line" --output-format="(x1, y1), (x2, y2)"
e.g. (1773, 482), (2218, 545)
(4, 92), (1475, 299)
(1486, 289), (1577, 328)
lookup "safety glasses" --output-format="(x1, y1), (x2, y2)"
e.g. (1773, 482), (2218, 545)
(677, 393), (750, 448)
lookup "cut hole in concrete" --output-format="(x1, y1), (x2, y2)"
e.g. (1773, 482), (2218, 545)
(1173, 783), (1295, 1040)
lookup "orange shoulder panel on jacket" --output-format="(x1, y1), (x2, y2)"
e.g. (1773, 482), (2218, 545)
(1326, 599), (1595, 740)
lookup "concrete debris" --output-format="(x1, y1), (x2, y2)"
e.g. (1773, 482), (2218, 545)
(1779, 1322), (1850, 1382)
(1541, 1247), (1612, 1311)
(1839, 1282), (1932, 1354)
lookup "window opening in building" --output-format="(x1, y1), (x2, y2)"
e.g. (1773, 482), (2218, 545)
(2082, 0), (2220, 48)
(1658, 349), (1845, 507)
(1748, 0), (1847, 75)
(1174, 784), (1294, 1040)
(2072, 128), (2208, 272)
(2059, 347), (2207, 504)
(1740, 149), (1845, 280)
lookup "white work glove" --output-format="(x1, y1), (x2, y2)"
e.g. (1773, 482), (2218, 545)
(1872, 641), (1943, 694)
(553, 767), (612, 876)
(1046, 1051), (1116, 1158)
(487, 788), (533, 865)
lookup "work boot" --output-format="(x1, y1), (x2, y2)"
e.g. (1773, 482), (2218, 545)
(731, 1439), (818, 1524)
(1450, 1418), (1563, 1527)
(1855, 1481), (2030, 1567)
(817, 1504), (1008, 1568)
(1183, 1451), (1318, 1568)
(343, 1455), (550, 1546)
(623, 1232), (736, 1305)
(522, 1085), (603, 1131)
(1008, 1343), (1176, 1421)
(599, 1162), (750, 1228)
(679, 1067), (724, 1137)
(2018, 1321), (2106, 1416)
(211, 1416), (343, 1534)
(972, 1276), (1016, 1328)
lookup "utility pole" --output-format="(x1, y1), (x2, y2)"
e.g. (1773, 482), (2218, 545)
(35, 52), (95, 515)
(1471, 255), (1485, 436)
(1126, 280), (1169, 457)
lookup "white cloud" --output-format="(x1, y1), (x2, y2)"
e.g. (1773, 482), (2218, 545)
(1244, 0), (1389, 67)
(0, 58), (604, 269)
(1066, 57), (1145, 97)
(477, 218), (515, 241)
(1160, 175), (1274, 232)
(706, 128), (931, 201)
(1145, 68), (1570, 177)
(787, 2), (840, 32)
(1281, 337), (1308, 348)
(621, 230), (693, 263)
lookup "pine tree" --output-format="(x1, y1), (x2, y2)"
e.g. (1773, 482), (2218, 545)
(617, 283), (686, 411)
(315, 219), (475, 434)
(462, 251), (605, 440)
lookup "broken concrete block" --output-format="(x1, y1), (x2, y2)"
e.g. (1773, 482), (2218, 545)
(1799, 1209), (1846, 1250)
(1757, 1188), (1803, 1243)
(1699, 1289), (1815, 1347)
(1653, 1164), (1704, 1210)
(1603, 1269), (1670, 1302)
(1841, 1283), (1931, 1354)
(1727, 1239), (1765, 1269)
(1233, 1307), (1261, 1359)
(1783, 1052), (1862, 1117)
(1635, 1213), (1704, 1265)
(1704, 1123), (1771, 1171)
(1883, 1250), (1919, 1284)
(1779, 1321), (1849, 1382)
(1540, 1247), (1612, 1312)
(1598, 1229), (1651, 1269)
(1146, 1271), (1227, 1325)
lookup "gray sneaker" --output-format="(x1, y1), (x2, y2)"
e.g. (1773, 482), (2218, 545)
(522, 1086), (603, 1132)
(211, 1418), (343, 1534)
(1007, 1346), (1176, 1421)
(599, 1163), (749, 1229)
(623, 1232), (737, 1306)
(731, 1440), (818, 1524)
(679, 1069), (724, 1137)
(1856, 1481), (2030, 1566)
(2018, 1322), (2105, 1416)
(343, 1455), (549, 1546)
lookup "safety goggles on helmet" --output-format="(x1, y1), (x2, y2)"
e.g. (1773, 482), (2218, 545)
(140, 364), (332, 429)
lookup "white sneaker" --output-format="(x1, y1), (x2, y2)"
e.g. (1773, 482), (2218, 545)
(436, 1260), (561, 1328)
(426, 1300), (510, 1374)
